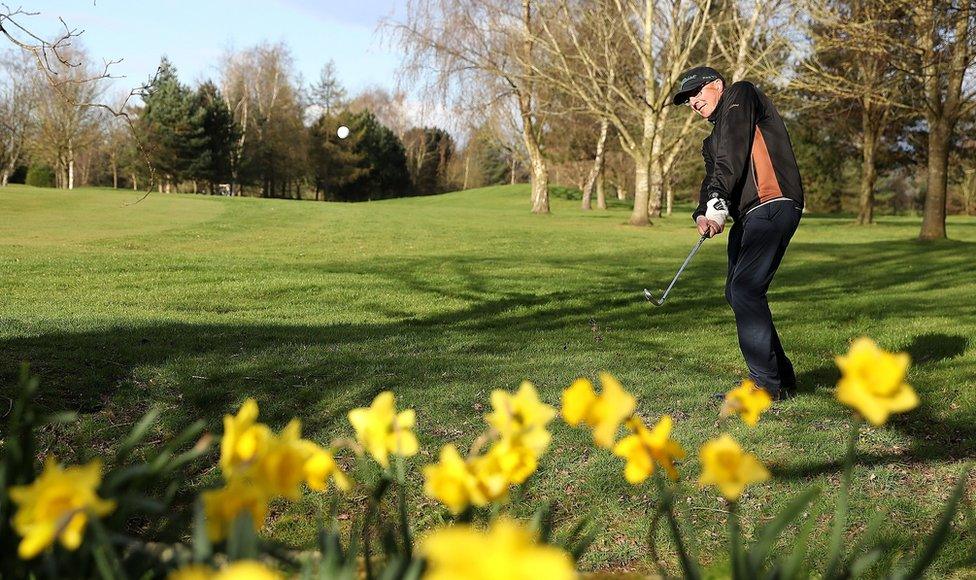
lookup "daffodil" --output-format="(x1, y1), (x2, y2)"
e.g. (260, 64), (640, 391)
(836, 337), (918, 426)
(348, 391), (419, 468)
(423, 444), (485, 514)
(220, 398), (274, 479)
(720, 380), (773, 427)
(252, 419), (324, 499)
(698, 434), (769, 501)
(8, 457), (117, 560)
(486, 381), (556, 456)
(561, 373), (636, 448)
(304, 444), (352, 493)
(484, 438), (539, 485)
(167, 564), (215, 580)
(201, 479), (269, 542)
(212, 561), (283, 580)
(612, 415), (686, 484)
(419, 518), (576, 580)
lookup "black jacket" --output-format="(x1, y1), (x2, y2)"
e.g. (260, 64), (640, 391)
(692, 81), (804, 222)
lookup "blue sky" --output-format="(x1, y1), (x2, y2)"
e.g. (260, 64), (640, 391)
(22, 1), (405, 94)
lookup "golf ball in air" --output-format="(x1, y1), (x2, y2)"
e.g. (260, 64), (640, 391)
(337, 126), (350, 139)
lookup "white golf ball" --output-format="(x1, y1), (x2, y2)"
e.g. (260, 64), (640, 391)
(337, 125), (350, 139)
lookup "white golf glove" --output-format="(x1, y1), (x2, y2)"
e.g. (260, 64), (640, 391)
(704, 196), (729, 228)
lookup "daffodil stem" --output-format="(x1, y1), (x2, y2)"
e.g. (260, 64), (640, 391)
(395, 455), (413, 554)
(728, 501), (747, 580)
(653, 470), (701, 580)
(824, 419), (860, 579)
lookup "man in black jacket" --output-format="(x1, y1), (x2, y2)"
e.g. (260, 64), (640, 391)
(671, 66), (804, 399)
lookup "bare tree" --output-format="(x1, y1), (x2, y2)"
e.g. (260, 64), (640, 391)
(1, 5), (158, 198)
(308, 60), (347, 118)
(0, 50), (36, 186)
(792, 0), (907, 225)
(392, 0), (552, 214)
(523, 0), (712, 225)
(347, 86), (412, 139)
(904, 0), (976, 239)
(30, 43), (105, 189)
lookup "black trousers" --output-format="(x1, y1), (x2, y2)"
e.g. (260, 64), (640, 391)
(725, 200), (802, 396)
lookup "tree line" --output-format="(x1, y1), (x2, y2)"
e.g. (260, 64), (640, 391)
(2, 1), (975, 240)
(0, 42), (520, 201)
(393, 0), (976, 239)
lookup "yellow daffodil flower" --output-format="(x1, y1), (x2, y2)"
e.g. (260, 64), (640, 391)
(561, 372), (636, 448)
(303, 444), (352, 493)
(484, 438), (539, 485)
(835, 337), (918, 426)
(9, 457), (117, 560)
(348, 391), (419, 468)
(720, 380), (773, 427)
(167, 564), (215, 580)
(698, 434), (770, 501)
(423, 444), (486, 514)
(220, 398), (274, 479)
(212, 561), (283, 580)
(612, 415), (685, 483)
(419, 518), (576, 580)
(201, 479), (269, 542)
(486, 381), (556, 456)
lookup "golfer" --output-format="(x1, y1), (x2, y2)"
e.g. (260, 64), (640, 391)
(671, 66), (804, 400)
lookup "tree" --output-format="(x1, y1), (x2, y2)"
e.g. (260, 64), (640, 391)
(30, 44), (104, 190)
(220, 43), (308, 198)
(394, 0), (552, 214)
(793, 0), (907, 224)
(0, 51), (36, 187)
(308, 112), (368, 201)
(139, 57), (204, 192)
(524, 0), (712, 225)
(308, 60), (347, 118)
(403, 126), (456, 195)
(905, 1), (976, 239)
(191, 81), (239, 194)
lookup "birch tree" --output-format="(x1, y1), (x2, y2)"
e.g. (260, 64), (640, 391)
(0, 51), (36, 186)
(524, 0), (712, 225)
(393, 0), (552, 213)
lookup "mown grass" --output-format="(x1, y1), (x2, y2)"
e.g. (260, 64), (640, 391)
(1, 183), (974, 576)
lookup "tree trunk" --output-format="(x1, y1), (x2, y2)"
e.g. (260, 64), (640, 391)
(68, 142), (75, 191)
(647, 156), (664, 219)
(582, 118), (610, 211)
(920, 121), (949, 240)
(616, 180), (626, 200)
(1, 169), (9, 187)
(521, 0), (549, 214)
(132, 173), (138, 190)
(629, 159), (651, 226)
(665, 174), (674, 216)
(112, 161), (118, 189)
(857, 107), (878, 225)
(463, 154), (471, 190)
(596, 170), (606, 209)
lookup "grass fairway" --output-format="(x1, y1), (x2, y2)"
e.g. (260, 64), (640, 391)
(1, 183), (974, 575)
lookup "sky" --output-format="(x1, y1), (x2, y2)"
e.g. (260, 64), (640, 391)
(21, 1), (406, 97)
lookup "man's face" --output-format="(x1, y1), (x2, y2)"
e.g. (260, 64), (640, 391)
(688, 80), (724, 118)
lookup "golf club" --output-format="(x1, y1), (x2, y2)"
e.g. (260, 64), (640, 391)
(644, 233), (709, 307)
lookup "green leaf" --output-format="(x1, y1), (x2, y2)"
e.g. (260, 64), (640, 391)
(748, 487), (821, 571)
(823, 420), (860, 580)
(226, 511), (258, 561)
(848, 546), (883, 577)
(897, 464), (972, 579)
(777, 502), (822, 580)
(115, 406), (162, 464)
(192, 501), (212, 563)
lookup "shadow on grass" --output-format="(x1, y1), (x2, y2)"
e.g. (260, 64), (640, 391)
(774, 332), (973, 480)
(1, 237), (973, 471)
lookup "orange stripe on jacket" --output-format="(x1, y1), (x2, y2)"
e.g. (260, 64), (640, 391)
(752, 128), (783, 203)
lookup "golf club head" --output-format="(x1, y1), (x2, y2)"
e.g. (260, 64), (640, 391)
(644, 288), (664, 307)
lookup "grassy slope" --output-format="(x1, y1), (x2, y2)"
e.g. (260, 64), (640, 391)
(1, 184), (974, 575)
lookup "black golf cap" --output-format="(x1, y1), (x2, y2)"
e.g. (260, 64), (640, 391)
(671, 66), (725, 106)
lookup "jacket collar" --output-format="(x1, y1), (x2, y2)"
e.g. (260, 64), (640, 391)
(707, 91), (727, 125)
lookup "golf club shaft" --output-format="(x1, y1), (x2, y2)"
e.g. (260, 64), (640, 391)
(657, 234), (708, 303)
